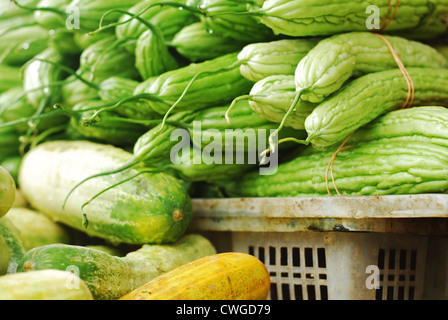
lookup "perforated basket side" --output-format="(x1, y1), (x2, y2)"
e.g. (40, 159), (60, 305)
(230, 231), (428, 300)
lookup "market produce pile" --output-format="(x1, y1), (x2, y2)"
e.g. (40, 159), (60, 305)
(0, 0), (448, 300)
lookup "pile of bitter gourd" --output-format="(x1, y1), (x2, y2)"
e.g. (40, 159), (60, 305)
(1, 0), (448, 200)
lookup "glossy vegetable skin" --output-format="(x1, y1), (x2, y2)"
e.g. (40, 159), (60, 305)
(120, 252), (270, 300)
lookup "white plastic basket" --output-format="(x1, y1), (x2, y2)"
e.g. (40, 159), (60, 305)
(188, 194), (448, 300)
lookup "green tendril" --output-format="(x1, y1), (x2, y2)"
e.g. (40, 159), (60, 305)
(155, 59), (245, 134)
(80, 93), (157, 125)
(78, 164), (172, 228)
(267, 89), (307, 155)
(11, 0), (65, 15)
(225, 95), (251, 124)
(62, 160), (138, 210)
(29, 58), (100, 90)
(90, 2), (202, 35)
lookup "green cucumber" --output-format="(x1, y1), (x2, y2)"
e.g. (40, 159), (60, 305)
(0, 166), (16, 218)
(0, 216), (27, 274)
(18, 140), (193, 245)
(0, 269), (94, 300)
(115, 0), (198, 47)
(60, 76), (100, 109)
(5, 207), (71, 250)
(67, 0), (141, 31)
(0, 235), (9, 275)
(18, 233), (216, 300)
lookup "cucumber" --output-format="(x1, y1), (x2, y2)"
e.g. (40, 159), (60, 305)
(0, 269), (94, 300)
(0, 166), (16, 218)
(5, 207), (71, 250)
(120, 252), (270, 300)
(18, 140), (193, 245)
(18, 233), (216, 300)
(0, 216), (27, 274)
(0, 235), (8, 275)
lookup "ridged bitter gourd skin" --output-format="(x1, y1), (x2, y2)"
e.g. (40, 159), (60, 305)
(305, 68), (448, 149)
(134, 52), (253, 114)
(191, 98), (307, 152)
(254, 0), (448, 37)
(78, 36), (140, 83)
(295, 32), (448, 103)
(170, 21), (247, 62)
(225, 138), (448, 198)
(345, 106), (448, 149)
(135, 27), (179, 80)
(66, 0), (141, 31)
(0, 25), (49, 66)
(115, 0), (198, 46)
(238, 38), (319, 82)
(225, 106), (448, 197)
(247, 75), (317, 130)
(23, 47), (67, 108)
(69, 100), (149, 147)
(98, 77), (161, 120)
(199, 0), (276, 42)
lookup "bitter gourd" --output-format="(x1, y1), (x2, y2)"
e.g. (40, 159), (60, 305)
(305, 68), (448, 149)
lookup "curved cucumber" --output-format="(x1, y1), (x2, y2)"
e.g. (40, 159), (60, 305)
(18, 233), (216, 300)
(5, 207), (71, 250)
